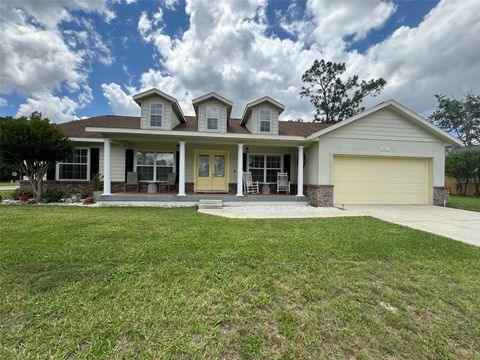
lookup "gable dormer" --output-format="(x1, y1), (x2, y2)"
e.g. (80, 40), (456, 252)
(133, 88), (186, 130)
(241, 96), (285, 135)
(192, 92), (233, 133)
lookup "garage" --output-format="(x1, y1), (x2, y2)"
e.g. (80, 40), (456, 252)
(332, 155), (431, 205)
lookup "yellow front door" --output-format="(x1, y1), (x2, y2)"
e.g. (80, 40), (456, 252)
(195, 150), (229, 192)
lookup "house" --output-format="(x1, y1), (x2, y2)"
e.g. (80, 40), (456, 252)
(48, 88), (461, 206)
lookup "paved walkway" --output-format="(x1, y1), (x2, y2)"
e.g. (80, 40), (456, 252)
(0, 185), (19, 190)
(199, 204), (480, 246)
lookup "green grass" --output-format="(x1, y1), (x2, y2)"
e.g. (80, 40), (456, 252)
(447, 195), (480, 212)
(0, 189), (15, 199)
(0, 181), (18, 187)
(0, 206), (479, 359)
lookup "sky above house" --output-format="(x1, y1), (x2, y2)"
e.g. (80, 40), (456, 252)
(0, 0), (479, 123)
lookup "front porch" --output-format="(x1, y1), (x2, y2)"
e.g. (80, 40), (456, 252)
(98, 134), (309, 201)
(99, 191), (308, 207)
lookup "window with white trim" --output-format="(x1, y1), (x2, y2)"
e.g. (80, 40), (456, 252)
(136, 151), (174, 181)
(150, 103), (163, 127)
(206, 106), (219, 131)
(248, 154), (282, 183)
(259, 109), (271, 133)
(59, 149), (88, 180)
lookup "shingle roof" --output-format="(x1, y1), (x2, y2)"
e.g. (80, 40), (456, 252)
(57, 115), (330, 138)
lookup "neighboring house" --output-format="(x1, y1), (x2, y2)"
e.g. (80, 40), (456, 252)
(47, 88), (461, 206)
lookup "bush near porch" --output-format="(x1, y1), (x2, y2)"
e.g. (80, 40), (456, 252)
(0, 206), (479, 359)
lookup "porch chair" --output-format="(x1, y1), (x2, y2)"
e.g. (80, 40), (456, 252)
(125, 171), (139, 192)
(276, 172), (290, 194)
(243, 172), (259, 195)
(166, 172), (176, 193)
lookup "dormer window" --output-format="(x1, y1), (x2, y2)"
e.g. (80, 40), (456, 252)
(206, 106), (219, 131)
(260, 109), (271, 133)
(150, 103), (163, 127)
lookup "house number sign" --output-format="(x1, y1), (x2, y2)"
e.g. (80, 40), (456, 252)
(380, 145), (391, 152)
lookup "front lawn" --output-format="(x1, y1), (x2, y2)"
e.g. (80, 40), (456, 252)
(447, 195), (480, 212)
(0, 206), (479, 359)
(0, 181), (18, 187)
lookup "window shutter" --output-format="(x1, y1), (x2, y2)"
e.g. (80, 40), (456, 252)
(283, 154), (291, 181)
(90, 148), (99, 179)
(242, 153), (247, 172)
(125, 149), (134, 181)
(46, 166), (56, 181)
(176, 150), (180, 182)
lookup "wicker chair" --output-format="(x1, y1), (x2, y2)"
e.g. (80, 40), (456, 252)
(276, 172), (290, 194)
(243, 172), (259, 195)
(125, 172), (139, 192)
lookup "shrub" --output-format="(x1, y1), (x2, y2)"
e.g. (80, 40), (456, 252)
(92, 174), (103, 191)
(42, 188), (64, 203)
(12, 188), (33, 199)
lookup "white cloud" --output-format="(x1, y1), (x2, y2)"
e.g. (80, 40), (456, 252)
(110, 0), (479, 121)
(101, 83), (140, 116)
(0, 0), (116, 122)
(16, 93), (80, 122)
(164, 0), (179, 10)
(0, 97), (8, 107)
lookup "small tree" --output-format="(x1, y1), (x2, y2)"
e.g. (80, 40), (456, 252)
(445, 149), (480, 196)
(429, 94), (480, 147)
(0, 112), (72, 201)
(300, 59), (387, 123)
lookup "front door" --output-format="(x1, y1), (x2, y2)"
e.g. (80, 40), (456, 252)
(195, 150), (229, 192)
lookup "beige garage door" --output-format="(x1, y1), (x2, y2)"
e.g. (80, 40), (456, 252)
(333, 156), (430, 205)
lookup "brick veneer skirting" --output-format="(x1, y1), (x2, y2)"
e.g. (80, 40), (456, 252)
(433, 186), (449, 206)
(305, 185), (334, 207)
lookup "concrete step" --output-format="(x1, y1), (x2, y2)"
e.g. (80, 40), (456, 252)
(198, 199), (223, 209)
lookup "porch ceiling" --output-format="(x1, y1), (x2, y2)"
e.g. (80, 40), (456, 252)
(85, 127), (312, 147)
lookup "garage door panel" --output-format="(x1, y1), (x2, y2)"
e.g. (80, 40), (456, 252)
(333, 156), (429, 205)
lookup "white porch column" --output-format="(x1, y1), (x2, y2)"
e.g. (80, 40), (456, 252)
(236, 143), (244, 196)
(296, 145), (304, 197)
(178, 141), (186, 196)
(102, 138), (111, 195)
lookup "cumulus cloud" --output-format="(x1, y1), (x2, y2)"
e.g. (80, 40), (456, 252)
(16, 93), (80, 122)
(0, 97), (8, 108)
(107, 0), (479, 121)
(0, 0), (115, 122)
(102, 83), (140, 116)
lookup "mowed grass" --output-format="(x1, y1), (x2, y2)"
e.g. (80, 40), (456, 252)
(447, 195), (480, 212)
(0, 206), (479, 359)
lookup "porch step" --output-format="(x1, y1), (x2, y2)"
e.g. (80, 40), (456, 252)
(198, 199), (223, 210)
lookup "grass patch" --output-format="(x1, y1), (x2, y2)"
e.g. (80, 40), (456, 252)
(447, 195), (480, 212)
(0, 182), (18, 187)
(0, 189), (15, 199)
(0, 206), (479, 359)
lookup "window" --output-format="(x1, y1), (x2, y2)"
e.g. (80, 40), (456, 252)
(206, 106), (219, 131)
(248, 154), (282, 183)
(150, 103), (163, 127)
(59, 149), (88, 180)
(136, 151), (174, 181)
(259, 109), (271, 133)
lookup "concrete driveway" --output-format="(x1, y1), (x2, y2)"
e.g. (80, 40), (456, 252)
(346, 205), (480, 247)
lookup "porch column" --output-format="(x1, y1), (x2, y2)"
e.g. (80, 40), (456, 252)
(102, 138), (111, 195)
(236, 143), (244, 196)
(178, 141), (186, 196)
(296, 145), (304, 197)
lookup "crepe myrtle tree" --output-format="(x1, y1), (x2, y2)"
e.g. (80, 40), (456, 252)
(300, 59), (387, 124)
(445, 148), (480, 196)
(0, 112), (72, 201)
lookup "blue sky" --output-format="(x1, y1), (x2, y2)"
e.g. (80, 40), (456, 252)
(1, 0), (479, 122)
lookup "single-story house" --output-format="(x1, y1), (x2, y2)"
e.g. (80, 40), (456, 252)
(45, 88), (461, 206)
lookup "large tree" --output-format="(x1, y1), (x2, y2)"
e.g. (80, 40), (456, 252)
(0, 112), (72, 201)
(428, 94), (480, 147)
(300, 59), (387, 123)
